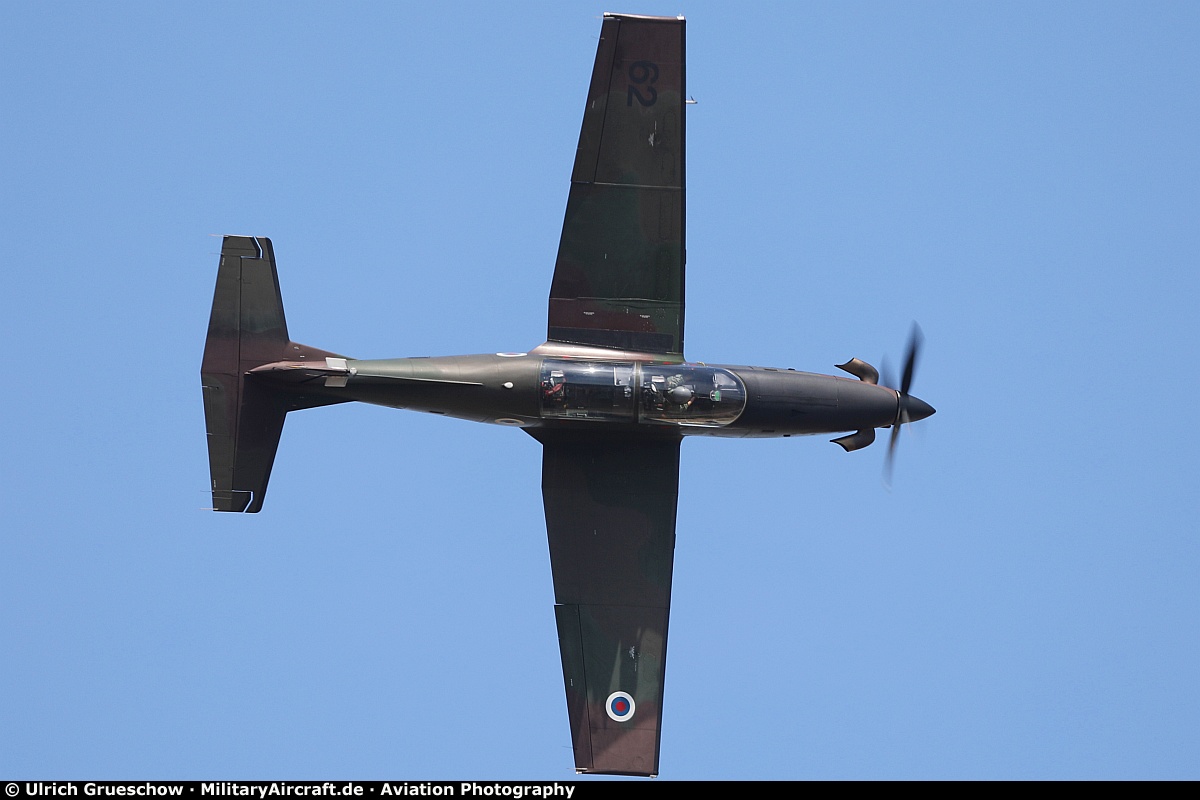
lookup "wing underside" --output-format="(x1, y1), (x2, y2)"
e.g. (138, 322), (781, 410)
(535, 431), (681, 776)
(548, 14), (686, 357)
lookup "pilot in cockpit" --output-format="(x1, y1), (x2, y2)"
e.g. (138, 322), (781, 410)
(542, 370), (566, 406)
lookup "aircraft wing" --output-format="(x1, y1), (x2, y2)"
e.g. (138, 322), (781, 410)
(548, 14), (686, 357)
(534, 430), (681, 776)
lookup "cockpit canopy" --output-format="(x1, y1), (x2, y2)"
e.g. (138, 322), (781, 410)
(539, 359), (745, 427)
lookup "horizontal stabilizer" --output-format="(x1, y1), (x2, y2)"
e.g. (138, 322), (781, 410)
(200, 236), (346, 512)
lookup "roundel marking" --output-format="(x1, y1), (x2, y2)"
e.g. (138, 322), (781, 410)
(605, 691), (635, 722)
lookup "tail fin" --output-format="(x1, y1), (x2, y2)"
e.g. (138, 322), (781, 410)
(200, 236), (344, 512)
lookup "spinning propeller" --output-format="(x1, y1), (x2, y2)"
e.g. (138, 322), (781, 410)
(881, 324), (935, 484)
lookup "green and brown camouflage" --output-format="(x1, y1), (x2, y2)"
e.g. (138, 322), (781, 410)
(549, 14), (685, 356)
(200, 13), (934, 777)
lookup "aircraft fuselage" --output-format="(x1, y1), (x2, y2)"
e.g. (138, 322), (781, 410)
(248, 344), (927, 441)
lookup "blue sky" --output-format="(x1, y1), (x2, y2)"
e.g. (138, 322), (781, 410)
(3, 0), (1198, 780)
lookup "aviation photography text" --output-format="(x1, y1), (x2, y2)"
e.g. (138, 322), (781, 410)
(10, 785), (586, 800)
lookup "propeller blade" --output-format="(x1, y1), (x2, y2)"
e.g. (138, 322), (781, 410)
(900, 323), (923, 397)
(882, 323), (929, 485)
(884, 421), (901, 486)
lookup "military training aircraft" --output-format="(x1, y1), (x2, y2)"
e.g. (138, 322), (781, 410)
(201, 13), (934, 777)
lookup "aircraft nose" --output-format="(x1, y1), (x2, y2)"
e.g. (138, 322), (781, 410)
(905, 395), (936, 423)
